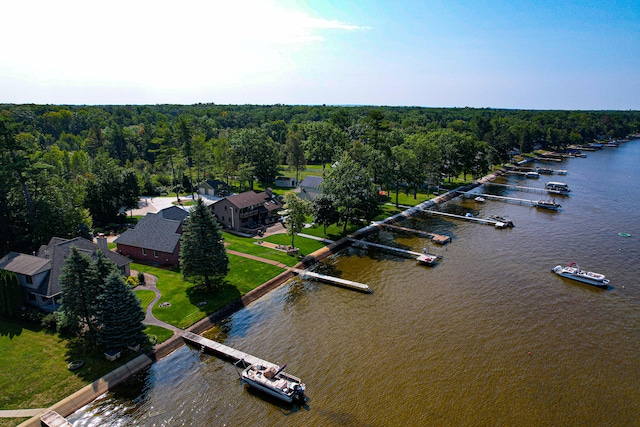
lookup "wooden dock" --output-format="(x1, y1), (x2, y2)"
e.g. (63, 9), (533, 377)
(422, 210), (513, 227)
(40, 410), (73, 427)
(290, 268), (372, 293)
(460, 192), (539, 207)
(479, 182), (549, 194)
(348, 238), (442, 262)
(182, 332), (303, 382)
(381, 224), (451, 244)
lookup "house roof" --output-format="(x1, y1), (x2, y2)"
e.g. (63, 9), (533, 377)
(0, 252), (50, 276)
(200, 179), (228, 190)
(34, 237), (131, 297)
(299, 176), (323, 189)
(114, 206), (188, 253)
(225, 191), (282, 210)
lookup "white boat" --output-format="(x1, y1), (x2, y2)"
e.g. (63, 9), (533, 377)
(417, 253), (438, 266)
(525, 171), (540, 179)
(556, 169), (568, 175)
(552, 262), (609, 288)
(474, 196), (485, 202)
(545, 182), (571, 195)
(535, 199), (561, 210)
(240, 363), (306, 404)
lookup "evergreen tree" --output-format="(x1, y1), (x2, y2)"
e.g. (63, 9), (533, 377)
(0, 270), (22, 318)
(96, 272), (146, 349)
(58, 247), (97, 335)
(179, 198), (228, 290)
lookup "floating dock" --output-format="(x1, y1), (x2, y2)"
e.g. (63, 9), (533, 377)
(381, 224), (451, 244)
(422, 209), (513, 227)
(348, 238), (442, 262)
(182, 332), (303, 382)
(290, 268), (372, 293)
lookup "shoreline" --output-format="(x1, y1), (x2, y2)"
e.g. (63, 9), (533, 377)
(18, 170), (502, 426)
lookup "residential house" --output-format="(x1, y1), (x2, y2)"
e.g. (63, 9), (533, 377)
(0, 236), (130, 312)
(298, 176), (324, 201)
(114, 205), (189, 266)
(198, 179), (230, 197)
(210, 189), (283, 234)
(275, 176), (297, 188)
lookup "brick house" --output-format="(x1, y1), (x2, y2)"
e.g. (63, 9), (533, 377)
(210, 189), (283, 234)
(114, 206), (189, 266)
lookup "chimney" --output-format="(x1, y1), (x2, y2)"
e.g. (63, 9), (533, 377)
(97, 233), (109, 253)
(266, 187), (273, 197)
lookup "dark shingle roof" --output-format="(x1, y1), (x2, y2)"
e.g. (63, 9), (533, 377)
(114, 206), (187, 253)
(0, 252), (50, 276)
(225, 191), (282, 211)
(299, 176), (323, 189)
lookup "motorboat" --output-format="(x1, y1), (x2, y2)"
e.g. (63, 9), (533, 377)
(556, 170), (568, 175)
(525, 171), (540, 179)
(552, 262), (609, 288)
(240, 363), (306, 404)
(488, 215), (514, 227)
(474, 196), (485, 203)
(536, 167), (554, 174)
(417, 253), (438, 266)
(545, 182), (571, 195)
(535, 199), (561, 210)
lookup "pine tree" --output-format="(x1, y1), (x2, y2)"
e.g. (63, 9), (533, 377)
(0, 270), (22, 318)
(59, 247), (97, 335)
(179, 198), (229, 290)
(96, 273), (146, 349)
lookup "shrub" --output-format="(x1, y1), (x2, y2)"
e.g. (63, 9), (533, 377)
(137, 271), (146, 285)
(125, 276), (140, 288)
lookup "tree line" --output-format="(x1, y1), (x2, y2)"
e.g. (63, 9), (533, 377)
(1, 104), (639, 257)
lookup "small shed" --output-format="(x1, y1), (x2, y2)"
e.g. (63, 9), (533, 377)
(275, 176), (297, 188)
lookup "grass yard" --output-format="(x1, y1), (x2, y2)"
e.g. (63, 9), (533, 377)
(134, 289), (156, 312)
(262, 234), (325, 256)
(223, 232), (296, 266)
(0, 318), (138, 414)
(143, 325), (174, 344)
(134, 255), (285, 329)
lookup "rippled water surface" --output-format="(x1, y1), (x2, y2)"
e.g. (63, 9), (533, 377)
(70, 141), (640, 426)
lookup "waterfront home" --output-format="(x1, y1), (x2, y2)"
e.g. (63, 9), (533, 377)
(210, 189), (283, 234)
(297, 176), (323, 201)
(0, 236), (130, 312)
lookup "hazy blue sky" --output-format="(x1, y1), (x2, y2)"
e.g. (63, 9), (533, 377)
(2, 0), (639, 109)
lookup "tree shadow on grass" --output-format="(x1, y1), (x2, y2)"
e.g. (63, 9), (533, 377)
(64, 338), (139, 384)
(186, 282), (242, 318)
(0, 317), (24, 338)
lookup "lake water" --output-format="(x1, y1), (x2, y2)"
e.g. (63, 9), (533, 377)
(69, 141), (640, 427)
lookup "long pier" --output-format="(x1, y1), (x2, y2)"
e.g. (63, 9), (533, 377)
(348, 238), (442, 261)
(480, 182), (549, 194)
(460, 192), (540, 207)
(290, 268), (372, 293)
(380, 224), (451, 244)
(422, 210), (513, 227)
(182, 332), (303, 382)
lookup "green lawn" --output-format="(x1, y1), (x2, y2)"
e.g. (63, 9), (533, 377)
(262, 233), (325, 256)
(134, 289), (156, 312)
(143, 325), (174, 344)
(134, 255), (285, 329)
(0, 318), (138, 413)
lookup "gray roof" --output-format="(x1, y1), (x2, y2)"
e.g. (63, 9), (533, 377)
(225, 191), (282, 210)
(0, 252), (50, 276)
(34, 237), (131, 297)
(299, 176), (323, 189)
(114, 206), (187, 253)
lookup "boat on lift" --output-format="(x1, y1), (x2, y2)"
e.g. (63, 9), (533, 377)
(239, 363), (307, 404)
(535, 199), (561, 210)
(552, 262), (609, 288)
(525, 171), (540, 179)
(545, 182), (571, 195)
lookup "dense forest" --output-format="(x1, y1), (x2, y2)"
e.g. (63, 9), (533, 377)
(1, 103), (639, 257)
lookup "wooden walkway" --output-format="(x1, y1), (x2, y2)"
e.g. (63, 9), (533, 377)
(460, 192), (539, 207)
(181, 332), (303, 382)
(290, 268), (372, 293)
(40, 410), (73, 427)
(381, 224), (451, 244)
(348, 238), (442, 261)
(422, 210), (512, 227)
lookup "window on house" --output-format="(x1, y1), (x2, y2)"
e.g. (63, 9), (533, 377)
(142, 248), (147, 256)
(154, 250), (158, 258)
(25, 275), (33, 285)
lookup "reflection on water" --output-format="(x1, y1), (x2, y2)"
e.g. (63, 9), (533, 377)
(69, 142), (640, 426)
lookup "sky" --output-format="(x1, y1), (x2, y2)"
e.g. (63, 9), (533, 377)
(1, 0), (639, 110)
